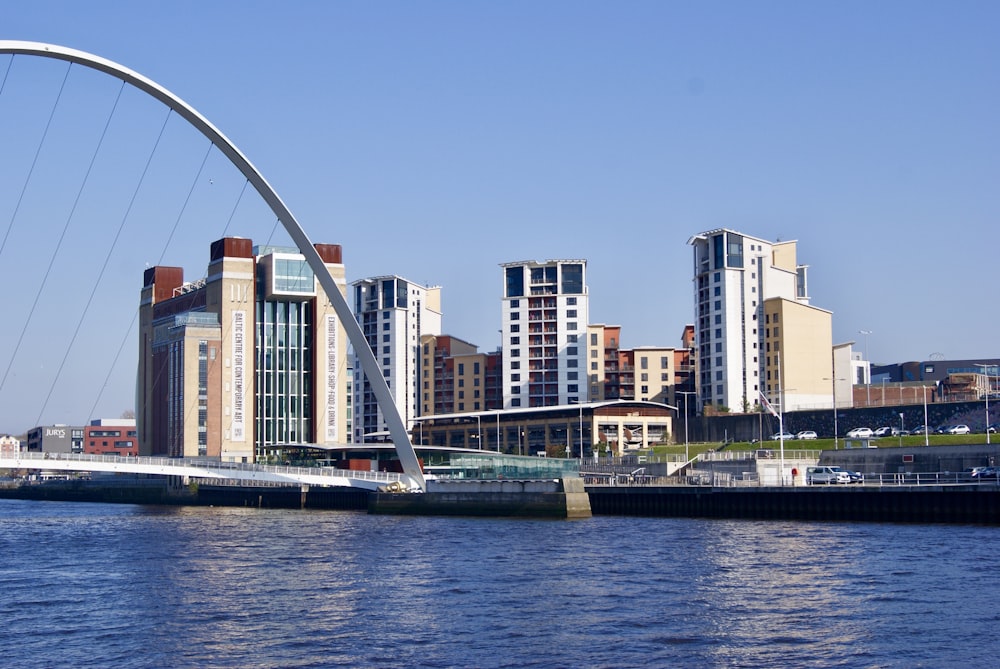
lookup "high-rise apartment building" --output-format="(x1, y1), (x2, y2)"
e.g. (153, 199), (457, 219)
(137, 237), (350, 461)
(688, 229), (832, 413)
(351, 276), (442, 441)
(501, 260), (588, 408)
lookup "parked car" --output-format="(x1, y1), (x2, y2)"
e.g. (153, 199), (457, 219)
(831, 466), (864, 484)
(806, 466), (852, 485)
(846, 427), (873, 439)
(972, 466), (999, 479)
(935, 425), (953, 434)
(795, 430), (818, 440)
(944, 424), (971, 435)
(770, 431), (795, 441)
(910, 425), (930, 436)
(873, 426), (893, 437)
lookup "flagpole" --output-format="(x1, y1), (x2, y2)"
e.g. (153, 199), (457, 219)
(760, 390), (785, 486)
(779, 407), (785, 487)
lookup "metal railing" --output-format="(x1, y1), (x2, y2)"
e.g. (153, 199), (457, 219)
(582, 468), (1000, 488)
(0, 452), (402, 485)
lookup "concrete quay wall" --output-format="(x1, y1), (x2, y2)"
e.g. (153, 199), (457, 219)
(370, 478), (592, 518)
(588, 484), (1000, 524)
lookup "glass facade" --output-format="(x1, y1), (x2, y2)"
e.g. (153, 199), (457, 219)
(505, 266), (524, 298)
(561, 263), (584, 294)
(274, 258), (314, 294)
(255, 297), (313, 457)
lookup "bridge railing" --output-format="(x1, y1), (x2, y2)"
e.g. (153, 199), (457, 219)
(0, 452), (402, 484)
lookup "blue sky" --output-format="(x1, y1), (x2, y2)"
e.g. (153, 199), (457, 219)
(1, 1), (998, 431)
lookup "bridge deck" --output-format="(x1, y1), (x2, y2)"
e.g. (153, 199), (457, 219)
(0, 452), (403, 491)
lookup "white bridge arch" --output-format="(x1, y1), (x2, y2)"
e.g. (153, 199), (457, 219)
(0, 41), (424, 490)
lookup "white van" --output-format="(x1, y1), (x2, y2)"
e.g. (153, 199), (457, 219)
(806, 466), (852, 485)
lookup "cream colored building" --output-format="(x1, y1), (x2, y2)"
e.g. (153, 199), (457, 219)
(763, 297), (833, 412)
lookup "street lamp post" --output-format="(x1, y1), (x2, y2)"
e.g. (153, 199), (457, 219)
(976, 364), (991, 445)
(496, 411), (501, 453)
(578, 403), (585, 464)
(678, 391), (696, 463)
(823, 377), (845, 449)
(476, 415), (482, 451)
(859, 329), (872, 407)
(898, 412), (904, 448)
(922, 386), (931, 447)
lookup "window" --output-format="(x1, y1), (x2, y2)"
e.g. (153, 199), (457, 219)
(512, 398), (521, 407)
(591, 362), (598, 370)
(511, 349), (520, 357)
(641, 373), (648, 382)
(511, 337), (520, 345)
(567, 322), (578, 330)
(568, 384), (578, 392)
(591, 350), (597, 358)
(561, 263), (584, 294)
(567, 297), (577, 305)
(567, 309), (577, 318)
(568, 346), (577, 355)
(383, 346), (390, 354)
(568, 334), (577, 342)
(590, 333), (598, 346)
(512, 373), (520, 381)
(511, 324), (520, 333)
(510, 312), (520, 321)
(641, 385), (648, 394)
(510, 299), (520, 308)
(661, 357), (668, 368)
(383, 334), (390, 342)
(506, 269), (524, 298)
(511, 361), (520, 369)
(568, 372), (578, 380)
(568, 359), (578, 367)
(383, 322), (390, 330)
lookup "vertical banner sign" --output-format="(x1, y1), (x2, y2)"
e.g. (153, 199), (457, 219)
(232, 310), (246, 442)
(326, 315), (338, 442)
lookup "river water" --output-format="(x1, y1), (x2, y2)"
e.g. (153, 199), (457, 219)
(1, 499), (997, 668)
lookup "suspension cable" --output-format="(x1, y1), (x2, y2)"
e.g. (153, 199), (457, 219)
(30, 82), (128, 423)
(36, 107), (173, 424)
(0, 60), (72, 260)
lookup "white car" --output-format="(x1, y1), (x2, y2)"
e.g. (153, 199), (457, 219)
(945, 424), (971, 435)
(770, 431), (795, 441)
(796, 430), (818, 440)
(846, 427), (874, 439)
(873, 426), (893, 437)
